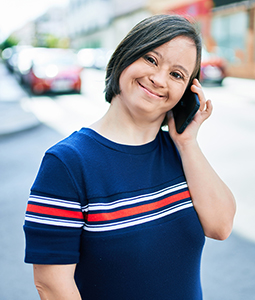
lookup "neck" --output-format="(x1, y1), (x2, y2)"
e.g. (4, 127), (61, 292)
(89, 99), (164, 145)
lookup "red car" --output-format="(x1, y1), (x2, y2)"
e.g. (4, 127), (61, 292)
(200, 48), (226, 85)
(22, 48), (83, 94)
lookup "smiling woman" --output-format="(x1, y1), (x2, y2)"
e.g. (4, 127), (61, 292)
(113, 36), (197, 128)
(105, 15), (202, 104)
(24, 14), (236, 300)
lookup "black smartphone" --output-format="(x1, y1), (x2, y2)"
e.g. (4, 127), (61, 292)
(172, 85), (200, 134)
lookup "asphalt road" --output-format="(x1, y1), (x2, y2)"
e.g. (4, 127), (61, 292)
(0, 64), (254, 299)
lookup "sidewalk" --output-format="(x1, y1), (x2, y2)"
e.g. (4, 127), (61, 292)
(0, 61), (40, 136)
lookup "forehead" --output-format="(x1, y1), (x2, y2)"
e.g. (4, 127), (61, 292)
(152, 36), (197, 65)
(152, 36), (197, 73)
(158, 35), (195, 50)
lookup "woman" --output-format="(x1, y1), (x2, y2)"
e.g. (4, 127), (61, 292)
(24, 14), (236, 299)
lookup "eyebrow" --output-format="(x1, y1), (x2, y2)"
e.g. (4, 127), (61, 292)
(151, 49), (190, 78)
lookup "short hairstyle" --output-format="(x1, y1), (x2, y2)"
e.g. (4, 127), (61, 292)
(105, 14), (202, 103)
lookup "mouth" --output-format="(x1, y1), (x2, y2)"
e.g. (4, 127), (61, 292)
(138, 81), (165, 99)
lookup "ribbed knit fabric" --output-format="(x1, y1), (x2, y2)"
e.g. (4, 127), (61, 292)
(24, 128), (205, 299)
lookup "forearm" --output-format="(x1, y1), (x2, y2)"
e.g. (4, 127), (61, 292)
(178, 141), (236, 240)
(34, 264), (82, 300)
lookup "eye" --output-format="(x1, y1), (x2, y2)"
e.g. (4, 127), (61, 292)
(144, 55), (157, 66)
(170, 71), (183, 80)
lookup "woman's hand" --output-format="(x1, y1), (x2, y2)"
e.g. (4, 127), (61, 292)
(167, 79), (236, 240)
(167, 79), (213, 150)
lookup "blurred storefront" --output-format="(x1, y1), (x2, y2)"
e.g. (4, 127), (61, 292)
(148, 0), (255, 79)
(148, 0), (214, 49)
(211, 0), (255, 79)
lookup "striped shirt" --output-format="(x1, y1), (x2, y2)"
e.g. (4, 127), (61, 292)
(24, 128), (205, 299)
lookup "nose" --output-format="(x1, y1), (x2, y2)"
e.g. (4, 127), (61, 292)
(149, 69), (167, 88)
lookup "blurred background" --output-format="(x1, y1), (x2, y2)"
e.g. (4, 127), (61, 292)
(0, 0), (255, 299)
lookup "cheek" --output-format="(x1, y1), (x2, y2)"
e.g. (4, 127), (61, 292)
(119, 68), (134, 91)
(118, 75), (129, 96)
(170, 89), (186, 108)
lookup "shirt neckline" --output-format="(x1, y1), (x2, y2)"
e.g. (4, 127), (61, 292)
(79, 127), (160, 155)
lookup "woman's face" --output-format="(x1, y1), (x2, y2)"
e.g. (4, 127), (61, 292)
(116, 36), (197, 124)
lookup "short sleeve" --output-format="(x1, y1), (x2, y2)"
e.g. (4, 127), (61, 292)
(23, 153), (84, 264)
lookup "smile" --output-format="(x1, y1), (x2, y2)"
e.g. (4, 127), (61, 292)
(138, 81), (164, 98)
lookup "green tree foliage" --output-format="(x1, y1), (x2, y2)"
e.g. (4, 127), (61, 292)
(34, 33), (69, 49)
(0, 35), (19, 51)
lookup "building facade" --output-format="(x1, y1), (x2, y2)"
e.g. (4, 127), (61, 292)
(12, 0), (253, 79)
(68, 0), (113, 49)
(148, 0), (255, 79)
(211, 0), (255, 78)
(67, 0), (150, 50)
(11, 6), (69, 48)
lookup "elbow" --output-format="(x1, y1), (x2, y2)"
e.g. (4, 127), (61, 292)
(204, 206), (236, 241)
(205, 219), (235, 241)
(205, 195), (236, 241)
(208, 227), (232, 241)
(219, 226), (233, 240)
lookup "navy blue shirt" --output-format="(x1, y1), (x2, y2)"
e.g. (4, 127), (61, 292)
(24, 128), (205, 299)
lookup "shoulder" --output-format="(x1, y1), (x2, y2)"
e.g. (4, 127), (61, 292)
(46, 128), (97, 162)
(31, 129), (94, 200)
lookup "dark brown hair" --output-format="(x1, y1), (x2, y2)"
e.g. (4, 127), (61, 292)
(105, 14), (201, 103)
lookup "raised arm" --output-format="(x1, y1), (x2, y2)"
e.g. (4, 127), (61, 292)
(168, 79), (236, 240)
(33, 264), (81, 300)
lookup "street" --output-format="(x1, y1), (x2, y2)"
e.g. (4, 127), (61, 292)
(0, 63), (255, 299)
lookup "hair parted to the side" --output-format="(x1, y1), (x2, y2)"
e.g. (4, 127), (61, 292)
(104, 14), (202, 103)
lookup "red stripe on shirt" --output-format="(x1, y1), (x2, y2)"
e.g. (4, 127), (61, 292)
(86, 190), (190, 222)
(27, 204), (84, 219)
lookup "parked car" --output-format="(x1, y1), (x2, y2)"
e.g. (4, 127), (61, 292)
(1, 45), (32, 73)
(200, 48), (226, 85)
(20, 48), (83, 94)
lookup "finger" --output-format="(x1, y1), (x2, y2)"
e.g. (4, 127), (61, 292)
(201, 100), (213, 121)
(192, 86), (206, 111)
(191, 82), (206, 112)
